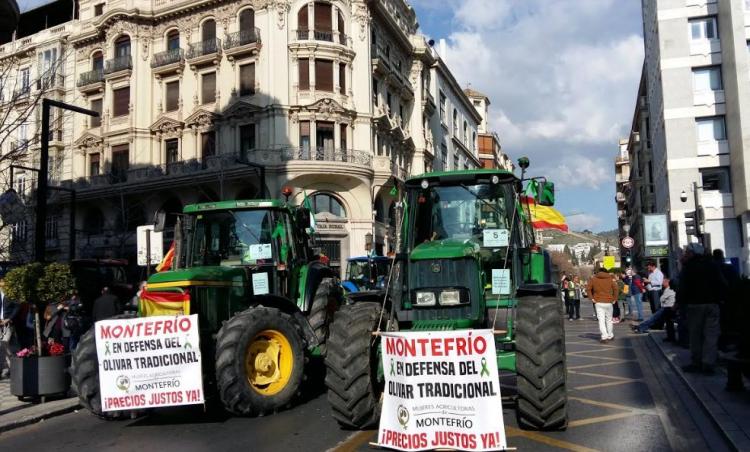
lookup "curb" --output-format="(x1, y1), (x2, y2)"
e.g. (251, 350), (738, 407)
(649, 334), (739, 452)
(0, 400), (81, 434)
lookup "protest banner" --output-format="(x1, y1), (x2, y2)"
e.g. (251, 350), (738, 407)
(95, 314), (204, 411)
(376, 330), (507, 451)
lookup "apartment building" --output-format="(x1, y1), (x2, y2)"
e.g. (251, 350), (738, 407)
(464, 87), (514, 171)
(0, 0), (484, 276)
(630, 0), (750, 274)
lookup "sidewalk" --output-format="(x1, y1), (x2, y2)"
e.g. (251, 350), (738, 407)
(0, 379), (80, 433)
(650, 331), (750, 451)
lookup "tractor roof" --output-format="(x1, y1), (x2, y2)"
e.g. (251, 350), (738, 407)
(406, 169), (518, 187)
(183, 199), (291, 213)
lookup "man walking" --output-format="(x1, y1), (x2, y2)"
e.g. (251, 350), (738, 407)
(0, 278), (19, 379)
(679, 243), (727, 374)
(586, 267), (619, 343)
(92, 287), (121, 322)
(644, 261), (664, 315)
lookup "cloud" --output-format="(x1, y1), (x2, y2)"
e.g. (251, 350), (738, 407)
(427, 0), (643, 191)
(566, 213), (604, 232)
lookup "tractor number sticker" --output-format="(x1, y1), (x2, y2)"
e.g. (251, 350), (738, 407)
(252, 272), (270, 295)
(377, 330), (507, 451)
(248, 243), (273, 261)
(482, 229), (509, 248)
(491, 269), (511, 295)
(95, 314), (204, 411)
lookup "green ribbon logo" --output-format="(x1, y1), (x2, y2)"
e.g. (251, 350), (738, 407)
(480, 357), (490, 377)
(105, 342), (111, 356)
(390, 359), (395, 376)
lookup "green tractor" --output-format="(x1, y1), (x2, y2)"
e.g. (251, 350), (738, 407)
(72, 199), (342, 418)
(325, 167), (567, 431)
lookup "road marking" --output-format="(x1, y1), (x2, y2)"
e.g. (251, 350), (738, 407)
(573, 379), (644, 391)
(506, 426), (601, 452)
(570, 354), (632, 362)
(568, 370), (633, 381)
(568, 396), (652, 414)
(328, 430), (375, 452)
(568, 360), (636, 370)
(567, 412), (638, 428)
(567, 347), (633, 355)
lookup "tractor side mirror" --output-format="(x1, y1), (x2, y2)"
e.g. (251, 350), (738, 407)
(296, 207), (311, 229)
(153, 211), (166, 232)
(536, 181), (555, 206)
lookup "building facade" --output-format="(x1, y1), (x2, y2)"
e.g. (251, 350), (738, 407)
(0, 0), (487, 276)
(631, 0), (750, 274)
(464, 88), (514, 171)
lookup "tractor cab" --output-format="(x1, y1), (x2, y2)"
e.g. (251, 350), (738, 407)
(342, 256), (392, 293)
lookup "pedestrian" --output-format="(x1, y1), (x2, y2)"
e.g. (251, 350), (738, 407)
(43, 297), (66, 344)
(644, 261), (664, 315)
(586, 267), (619, 343)
(561, 275), (571, 318)
(678, 243), (727, 374)
(612, 273), (625, 324)
(92, 287), (122, 322)
(632, 278), (676, 341)
(626, 269), (645, 321)
(62, 292), (85, 352)
(712, 249), (740, 351)
(568, 276), (582, 321)
(0, 278), (19, 379)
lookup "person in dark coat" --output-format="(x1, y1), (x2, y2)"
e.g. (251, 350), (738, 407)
(92, 287), (121, 322)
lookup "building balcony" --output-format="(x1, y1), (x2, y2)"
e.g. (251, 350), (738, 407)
(12, 86), (31, 105)
(616, 192), (626, 203)
(186, 38), (221, 68)
(224, 28), (261, 61)
(104, 55), (132, 79)
(295, 29), (350, 46)
(36, 73), (65, 93)
(281, 147), (372, 167)
(151, 48), (185, 78)
(77, 69), (104, 93)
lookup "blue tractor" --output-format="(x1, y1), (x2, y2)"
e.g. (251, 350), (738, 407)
(341, 256), (392, 293)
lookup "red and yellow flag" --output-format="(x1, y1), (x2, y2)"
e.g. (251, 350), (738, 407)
(156, 242), (175, 272)
(520, 196), (568, 232)
(139, 290), (190, 317)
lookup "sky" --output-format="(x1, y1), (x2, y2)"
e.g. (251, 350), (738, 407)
(18, 0), (56, 13)
(411, 0), (644, 232)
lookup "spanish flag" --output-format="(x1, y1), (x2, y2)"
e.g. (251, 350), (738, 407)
(520, 196), (568, 232)
(139, 290), (190, 316)
(156, 242), (175, 272)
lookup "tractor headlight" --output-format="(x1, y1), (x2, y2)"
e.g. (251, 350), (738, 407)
(415, 291), (436, 306)
(439, 290), (461, 306)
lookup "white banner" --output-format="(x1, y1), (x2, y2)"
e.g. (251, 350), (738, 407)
(95, 315), (204, 411)
(136, 225), (164, 266)
(377, 330), (507, 451)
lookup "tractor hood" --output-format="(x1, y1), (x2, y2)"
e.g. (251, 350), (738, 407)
(410, 238), (480, 261)
(147, 266), (245, 290)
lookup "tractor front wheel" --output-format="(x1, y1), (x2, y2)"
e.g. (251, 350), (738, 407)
(215, 306), (304, 416)
(515, 295), (568, 430)
(308, 277), (342, 356)
(325, 302), (387, 429)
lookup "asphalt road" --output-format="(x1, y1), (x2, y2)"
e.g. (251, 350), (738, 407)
(0, 300), (730, 452)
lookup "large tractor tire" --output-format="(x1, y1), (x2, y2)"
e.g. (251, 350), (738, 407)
(71, 313), (140, 420)
(215, 306), (305, 416)
(515, 295), (568, 431)
(325, 302), (388, 429)
(308, 277), (342, 355)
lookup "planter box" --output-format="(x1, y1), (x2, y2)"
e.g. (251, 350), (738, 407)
(9, 354), (71, 397)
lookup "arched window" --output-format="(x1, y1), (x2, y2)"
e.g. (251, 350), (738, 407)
(298, 5), (309, 38)
(337, 9), (345, 44)
(114, 35), (130, 57)
(91, 51), (103, 71)
(202, 19), (216, 42)
(312, 193), (346, 218)
(452, 109), (458, 136)
(313, 2), (332, 41)
(166, 29), (180, 51)
(240, 8), (255, 32)
(463, 121), (468, 144)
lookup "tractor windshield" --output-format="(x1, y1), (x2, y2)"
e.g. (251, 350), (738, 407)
(412, 183), (514, 245)
(190, 209), (291, 267)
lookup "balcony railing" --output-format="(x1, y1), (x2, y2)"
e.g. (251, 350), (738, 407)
(282, 147), (372, 167)
(224, 28), (261, 49)
(104, 55), (132, 74)
(13, 85), (30, 99)
(37, 73), (65, 91)
(295, 29), (340, 43)
(151, 48), (184, 68)
(186, 38), (221, 59)
(78, 69), (104, 87)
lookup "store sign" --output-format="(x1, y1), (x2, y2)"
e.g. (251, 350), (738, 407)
(315, 223), (346, 230)
(645, 245), (669, 257)
(376, 330), (507, 451)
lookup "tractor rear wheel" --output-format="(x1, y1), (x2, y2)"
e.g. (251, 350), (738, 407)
(325, 302), (387, 429)
(215, 306), (304, 416)
(71, 313), (140, 420)
(515, 295), (568, 430)
(308, 277), (341, 355)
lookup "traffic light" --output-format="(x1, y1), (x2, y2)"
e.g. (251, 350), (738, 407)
(684, 208), (704, 237)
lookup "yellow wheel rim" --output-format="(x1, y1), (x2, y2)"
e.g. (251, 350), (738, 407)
(245, 329), (294, 396)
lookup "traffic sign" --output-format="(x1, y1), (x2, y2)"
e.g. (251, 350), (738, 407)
(621, 236), (635, 249)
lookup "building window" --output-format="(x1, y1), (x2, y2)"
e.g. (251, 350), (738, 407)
(387, 92), (393, 116)
(111, 144), (129, 182)
(316, 59), (333, 92)
(12, 220), (27, 241)
(300, 121), (310, 152)
(463, 121), (468, 145)
(696, 116), (726, 142)
(239, 63), (255, 96)
(114, 35), (131, 57)
(689, 17), (717, 41)
(372, 77), (378, 105)
(202, 19), (216, 42)
(90, 98), (102, 127)
(19, 67), (29, 90)
(312, 193), (346, 217)
(165, 80), (179, 111)
(700, 167), (731, 193)
(339, 63), (346, 94)
(299, 58), (309, 90)
(439, 92), (446, 120)
(453, 154), (459, 170)
(240, 124), (256, 161)
(92, 51), (103, 71)
(165, 138), (179, 164)
(693, 66), (722, 91)
(317, 121), (335, 151)
(112, 86), (130, 117)
(94, 3), (104, 16)
(313, 2), (333, 41)
(472, 132), (477, 151)
(201, 72), (216, 104)
(166, 29), (180, 50)
(201, 131), (216, 158)
(89, 153), (100, 176)
(45, 216), (59, 240)
(440, 143), (448, 168)
(340, 124), (347, 150)
(239, 8), (255, 32)
(452, 109), (458, 136)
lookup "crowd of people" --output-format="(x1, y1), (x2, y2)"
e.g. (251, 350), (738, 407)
(563, 243), (746, 376)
